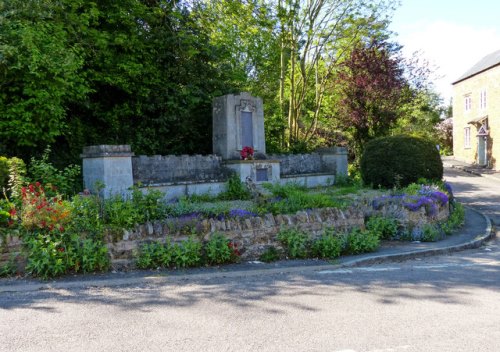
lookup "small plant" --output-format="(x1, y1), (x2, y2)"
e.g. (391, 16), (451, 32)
(172, 236), (202, 268)
(277, 228), (310, 259)
(259, 246), (280, 262)
(136, 241), (173, 269)
(131, 186), (166, 222)
(344, 228), (380, 254)
(103, 195), (141, 230)
(205, 233), (239, 265)
(420, 223), (442, 242)
(24, 233), (73, 279)
(77, 239), (110, 273)
(28, 147), (81, 196)
(0, 257), (17, 277)
(311, 230), (343, 259)
(366, 216), (398, 240)
(219, 174), (251, 200)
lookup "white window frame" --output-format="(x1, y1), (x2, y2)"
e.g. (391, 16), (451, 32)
(464, 127), (471, 148)
(480, 90), (487, 109)
(464, 95), (472, 111)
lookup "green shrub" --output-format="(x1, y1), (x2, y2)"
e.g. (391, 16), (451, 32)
(311, 230), (343, 259)
(6, 157), (26, 200)
(277, 228), (310, 259)
(219, 174), (251, 200)
(77, 239), (109, 273)
(420, 223), (441, 242)
(104, 195), (141, 230)
(344, 228), (380, 254)
(28, 147), (81, 196)
(0, 157), (8, 191)
(69, 195), (104, 240)
(205, 233), (239, 265)
(136, 241), (173, 269)
(259, 247), (280, 263)
(360, 135), (443, 189)
(131, 186), (166, 222)
(24, 232), (109, 279)
(172, 236), (202, 268)
(366, 216), (398, 240)
(441, 202), (465, 235)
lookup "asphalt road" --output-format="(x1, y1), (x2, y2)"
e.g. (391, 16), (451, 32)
(0, 168), (498, 352)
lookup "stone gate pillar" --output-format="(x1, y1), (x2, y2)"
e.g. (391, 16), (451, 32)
(81, 145), (134, 198)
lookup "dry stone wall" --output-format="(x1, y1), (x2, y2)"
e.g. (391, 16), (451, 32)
(105, 203), (449, 268)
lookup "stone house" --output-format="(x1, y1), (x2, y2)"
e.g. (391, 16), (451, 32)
(452, 49), (500, 168)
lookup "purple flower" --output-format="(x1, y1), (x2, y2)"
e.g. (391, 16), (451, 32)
(228, 209), (257, 218)
(429, 191), (448, 206)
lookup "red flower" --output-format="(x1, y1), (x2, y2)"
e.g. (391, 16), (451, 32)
(58, 247), (64, 252)
(8, 208), (16, 217)
(59, 226), (65, 232)
(35, 181), (41, 187)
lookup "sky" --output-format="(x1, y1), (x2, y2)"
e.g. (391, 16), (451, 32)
(389, 0), (500, 104)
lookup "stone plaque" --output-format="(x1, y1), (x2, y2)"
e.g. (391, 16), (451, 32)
(256, 168), (268, 182)
(241, 111), (254, 147)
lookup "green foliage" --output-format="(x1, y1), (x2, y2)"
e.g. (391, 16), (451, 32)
(172, 237), (203, 268)
(311, 230), (343, 259)
(366, 216), (398, 240)
(0, 157), (8, 191)
(219, 174), (251, 200)
(77, 239), (109, 274)
(420, 224), (441, 242)
(136, 241), (173, 270)
(103, 195), (140, 230)
(441, 202), (465, 235)
(68, 195), (104, 240)
(0, 257), (17, 277)
(130, 187), (166, 222)
(7, 157), (26, 200)
(24, 232), (109, 279)
(277, 228), (310, 259)
(344, 228), (380, 254)
(360, 135), (443, 189)
(259, 247), (280, 263)
(262, 191), (343, 215)
(205, 233), (239, 265)
(28, 147), (81, 196)
(24, 233), (72, 279)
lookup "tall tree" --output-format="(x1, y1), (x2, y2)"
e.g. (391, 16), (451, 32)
(335, 39), (408, 156)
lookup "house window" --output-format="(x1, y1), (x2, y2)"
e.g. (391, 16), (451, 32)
(480, 90), (487, 109)
(464, 95), (472, 111)
(464, 127), (471, 148)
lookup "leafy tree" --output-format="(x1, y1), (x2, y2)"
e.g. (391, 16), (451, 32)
(335, 39), (409, 157)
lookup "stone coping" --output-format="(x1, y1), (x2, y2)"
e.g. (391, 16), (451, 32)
(224, 159), (281, 164)
(134, 179), (227, 187)
(281, 172), (336, 178)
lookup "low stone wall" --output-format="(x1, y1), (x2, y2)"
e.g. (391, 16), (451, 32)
(133, 154), (231, 184)
(269, 153), (323, 175)
(269, 147), (348, 177)
(0, 233), (25, 273)
(105, 202), (449, 268)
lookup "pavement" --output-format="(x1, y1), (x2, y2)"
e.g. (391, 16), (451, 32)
(442, 155), (500, 181)
(0, 205), (494, 293)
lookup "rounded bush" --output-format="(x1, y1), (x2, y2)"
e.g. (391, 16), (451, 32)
(360, 135), (443, 188)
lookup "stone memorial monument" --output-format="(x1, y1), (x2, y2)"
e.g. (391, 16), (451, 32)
(212, 92), (266, 160)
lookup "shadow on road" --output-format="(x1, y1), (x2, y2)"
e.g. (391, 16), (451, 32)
(1, 243), (498, 313)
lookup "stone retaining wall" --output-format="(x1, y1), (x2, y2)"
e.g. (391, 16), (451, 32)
(106, 203), (449, 268)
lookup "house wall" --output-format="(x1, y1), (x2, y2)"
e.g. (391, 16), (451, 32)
(453, 64), (500, 169)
